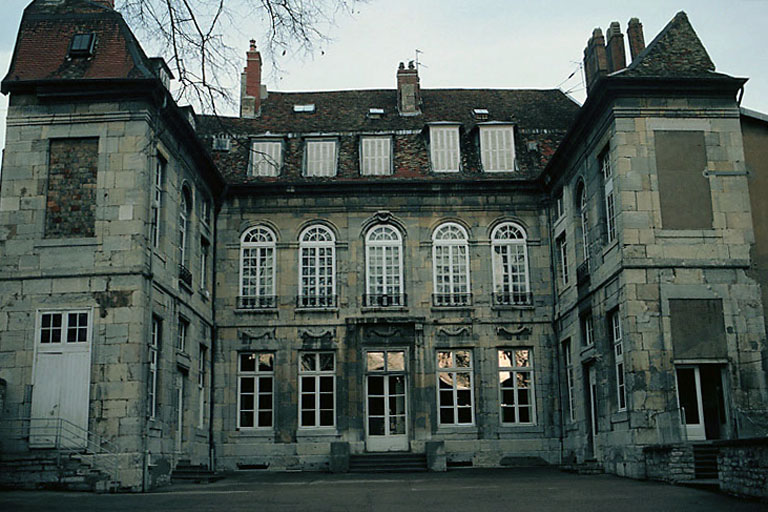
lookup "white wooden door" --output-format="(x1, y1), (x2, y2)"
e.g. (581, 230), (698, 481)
(365, 350), (408, 452)
(676, 366), (706, 441)
(30, 311), (92, 449)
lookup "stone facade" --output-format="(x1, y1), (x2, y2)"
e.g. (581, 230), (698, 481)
(1, 1), (767, 492)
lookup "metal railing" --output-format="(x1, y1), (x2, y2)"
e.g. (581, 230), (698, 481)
(576, 261), (590, 286)
(178, 264), (193, 288)
(363, 293), (407, 307)
(491, 291), (532, 306)
(0, 417), (120, 487)
(432, 293), (472, 307)
(296, 294), (337, 309)
(237, 295), (277, 309)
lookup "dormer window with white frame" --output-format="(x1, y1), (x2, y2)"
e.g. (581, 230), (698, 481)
(294, 104), (316, 113)
(429, 125), (461, 173)
(304, 139), (337, 177)
(479, 124), (516, 172)
(249, 140), (282, 177)
(360, 136), (392, 176)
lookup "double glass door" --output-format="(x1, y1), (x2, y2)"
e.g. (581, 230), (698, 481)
(365, 350), (408, 452)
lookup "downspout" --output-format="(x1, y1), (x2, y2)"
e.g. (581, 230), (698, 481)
(208, 184), (226, 471)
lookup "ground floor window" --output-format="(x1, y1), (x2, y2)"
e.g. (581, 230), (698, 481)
(436, 349), (474, 426)
(498, 348), (535, 424)
(237, 352), (274, 429)
(299, 352), (335, 428)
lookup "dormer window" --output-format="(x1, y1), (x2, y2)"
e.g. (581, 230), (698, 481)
(212, 135), (231, 152)
(368, 108), (385, 119)
(429, 125), (461, 173)
(473, 108), (489, 121)
(293, 104), (316, 113)
(304, 139), (337, 177)
(69, 33), (95, 58)
(479, 124), (516, 172)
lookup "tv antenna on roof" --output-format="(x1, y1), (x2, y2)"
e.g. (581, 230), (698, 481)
(415, 49), (428, 70)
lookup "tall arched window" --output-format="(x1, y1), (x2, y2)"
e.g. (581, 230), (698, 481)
(578, 182), (589, 265)
(432, 223), (470, 306)
(298, 225), (336, 308)
(365, 225), (404, 307)
(239, 226), (276, 309)
(491, 222), (530, 305)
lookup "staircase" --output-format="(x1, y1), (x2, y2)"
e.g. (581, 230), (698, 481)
(349, 453), (428, 473)
(692, 444), (719, 480)
(171, 460), (222, 483)
(0, 451), (116, 492)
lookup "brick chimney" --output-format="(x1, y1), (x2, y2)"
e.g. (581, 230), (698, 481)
(397, 61), (421, 116)
(92, 0), (115, 8)
(240, 40), (263, 118)
(583, 28), (609, 92)
(627, 18), (646, 62)
(605, 22), (626, 73)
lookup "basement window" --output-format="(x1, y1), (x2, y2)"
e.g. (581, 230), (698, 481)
(69, 33), (96, 58)
(293, 104), (316, 113)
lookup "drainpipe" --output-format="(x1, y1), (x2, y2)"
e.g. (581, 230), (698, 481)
(547, 184), (566, 465)
(208, 185), (226, 471)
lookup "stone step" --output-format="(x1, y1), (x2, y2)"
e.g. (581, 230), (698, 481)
(349, 453), (427, 473)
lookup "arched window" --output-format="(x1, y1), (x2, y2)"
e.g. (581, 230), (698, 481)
(239, 226), (276, 309)
(365, 225), (404, 307)
(298, 225), (336, 308)
(179, 186), (192, 268)
(432, 223), (470, 306)
(577, 182), (589, 265)
(491, 223), (530, 305)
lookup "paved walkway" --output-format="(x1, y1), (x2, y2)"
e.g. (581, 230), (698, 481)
(1, 468), (764, 511)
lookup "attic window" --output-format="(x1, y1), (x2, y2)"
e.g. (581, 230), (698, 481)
(212, 135), (231, 152)
(473, 108), (489, 121)
(293, 104), (316, 113)
(368, 108), (385, 118)
(69, 33), (96, 58)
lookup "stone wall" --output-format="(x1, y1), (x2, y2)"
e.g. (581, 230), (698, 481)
(718, 438), (768, 499)
(643, 444), (695, 483)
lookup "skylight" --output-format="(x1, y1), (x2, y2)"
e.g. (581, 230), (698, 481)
(369, 108), (385, 115)
(473, 108), (489, 120)
(69, 33), (95, 58)
(293, 104), (316, 113)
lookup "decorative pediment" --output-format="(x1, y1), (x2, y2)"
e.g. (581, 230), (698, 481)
(299, 327), (336, 343)
(368, 326), (402, 338)
(374, 210), (393, 223)
(241, 328), (276, 342)
(496, 325), (531, 338)
(437, 326), (471, 338)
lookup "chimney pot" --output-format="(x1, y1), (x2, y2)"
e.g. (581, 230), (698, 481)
(583, 27), (609, 93)
(605, 21), (627, 73)
(397, 60), (421, 116)
(627, 18), (646, 62)
(241, 41), (263, 118)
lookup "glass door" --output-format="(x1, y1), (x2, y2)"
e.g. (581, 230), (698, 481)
(676, 366), (706, 441)
(365, 350), (408, 452)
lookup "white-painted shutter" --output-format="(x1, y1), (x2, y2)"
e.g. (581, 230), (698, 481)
(306, 140), (337, 177)
(250, 141), (282, 177)
(361, 137), (391, 175)
(480, 126), (515, 172)
(430, 126), (460, 172)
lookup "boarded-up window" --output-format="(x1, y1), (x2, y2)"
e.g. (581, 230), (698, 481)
(655, 131), (711, 230)
(669, 299), (727, 359)
(45, 138), (98, 238)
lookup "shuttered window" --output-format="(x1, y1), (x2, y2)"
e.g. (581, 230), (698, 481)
(360, 137), (392, 176)
(305, 140), (337, 177)
(249, 141), (282, 177)
(480, 126), (515, 172)
(429, 126), (460, 172)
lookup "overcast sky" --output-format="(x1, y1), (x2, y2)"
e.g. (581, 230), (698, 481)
(1, 0), (768, 152)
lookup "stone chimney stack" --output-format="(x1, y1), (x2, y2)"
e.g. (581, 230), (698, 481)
(583, 28), (609, 93)
(605, 22), (627, 73)
(627, 18), (646, 62)
(397, 61), (421, 116)
(240, 40), (263, 118)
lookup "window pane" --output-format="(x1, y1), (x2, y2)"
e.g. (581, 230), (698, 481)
(319, 353), (335, 371)
(301, 353), (316, 372)
(440, 408), (455, 424)
(367, 352), (385, 371)
(387, 351), (405, 371)
(437, 351), (452, 369)
(259, 353), (274, 371)
(240, 353), (256, 372)
(455, 351), (471, 368)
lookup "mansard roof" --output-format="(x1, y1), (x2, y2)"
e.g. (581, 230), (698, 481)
(620, 11), (718, 78)
(2, 0), (156, 91)
(200, 88), (580, 185)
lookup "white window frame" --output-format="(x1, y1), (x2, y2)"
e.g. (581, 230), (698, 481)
(298, 352), (336, 429)
(249, 140), (283, 177)
(179, 188), (191, 267)
(479, 124), (516, 172)
(149, 317), (161, 419)
(432, 223), (471, 306)
(200, 237), (210, 292)
(601, 150), (617, 244)
(198, 344), (206, 428)
(429, 125), (461, 173)
(365, 224), (404, 306)
(360, 136), (392, 176)
(239, 226), (277, 308)
(298, 225), (336, 308)
(611, 310), (627, 412)
(557, 233), (569, 288)
(582, 312), (594, 347)
(498, 348), (536, 425)
(578, 184), (589, 264)
(491, 222), (530, 305)
(564, 339), (575, 422)
(201, 195), (211, 228)
(38, 310), (90, 345)
(151, 155), (165, 249)
(304, 139), (338, 177)
(436, 349), (475, 426)
(554, 190), (565, 221)
(237, 352), (275, 429)
(177, 317), (188, 353)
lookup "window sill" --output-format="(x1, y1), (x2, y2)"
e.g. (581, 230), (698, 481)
(296, 428), (340, 438)
(497, 424), (543, 434)
(179, 279), (193, 294)
(611, 410), (629, 424)
(234, 429), (275, 439)
(579, 345), (596, 362)
(176, 351), (191, 370)
(296, 307), (339, 314)
(199, 289), (211, 301)
(431, 306), (474, 312)
(602, 239), (619, 257)
(35, 237), (99, 248)
(436, 425), (478, 435)
(491, 304), (534, 311)
(361, 306), (409, 313)
(234, 308), (278, 315)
